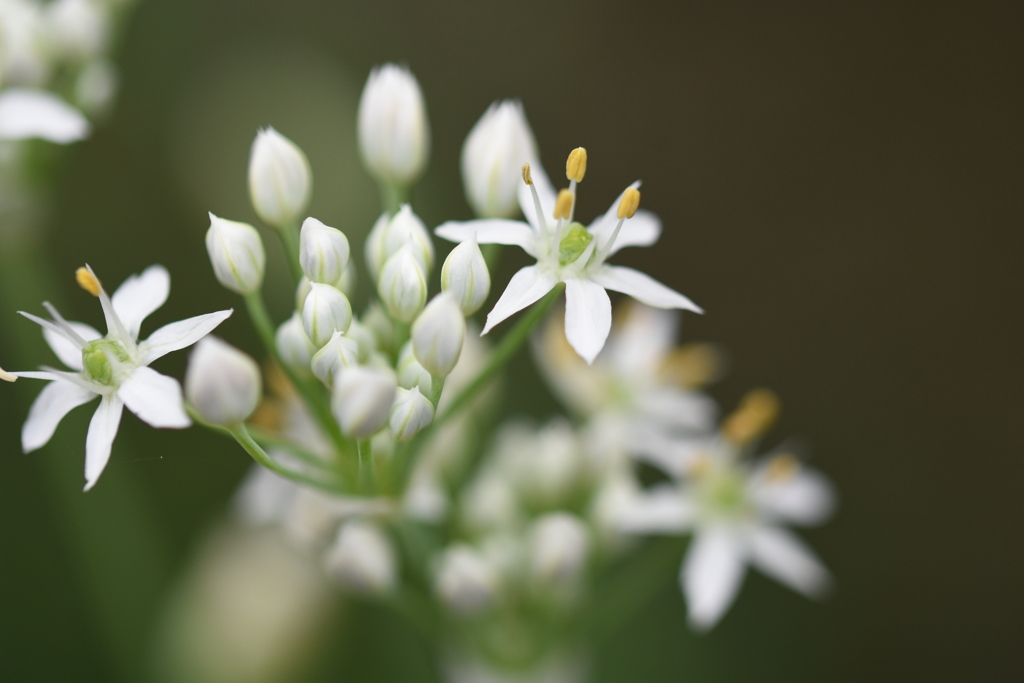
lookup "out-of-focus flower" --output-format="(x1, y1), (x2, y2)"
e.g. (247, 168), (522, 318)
(274, 312), (315, 374)
(44, 0), (109, 62)
(310, 331), (358, 388)
(529, 512), (590, 586)
(332, 365), (396, 438)
(440, 234), (490, 316)
(323, 520), (397, 595)
(185, 336), (261, 427)
(461, 100), (537, 218)
(412, 292), (465, 379)
(0, 88), (89, 142)
(248, 127), (312, 229)
(364, 204), (434, 281)
(357, 63), (430, 187)
(434, 544), (498, 616)
(205, 213), (266, 295)
(437, 151), (701, 364)
(5, 265), (231, 489)
(389, 386), (434, 441)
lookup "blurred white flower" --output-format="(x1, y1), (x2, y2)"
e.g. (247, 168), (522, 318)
(248, 127), (312, 229)
(310, 330), (358, 388)
(274, 312), (315, 374)
(389, 386), (434, 441)
(529, 513), (590, 587)
(332, 365), (396, 438)
(0, 88), (89, 142)
(357, 63), (430, 186)
(461, 100), (537, 218)
(324, 520), (397, 595)
(434, 544), (498, 616)
(185, 336), (261, 427)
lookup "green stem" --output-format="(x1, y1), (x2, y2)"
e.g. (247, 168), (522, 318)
(379, 181), (407, 215)
(277, 221), (304, 284)
(357, 438), (377, 495)
(224, 421), (342, 494)
(246, 425), (334, 472)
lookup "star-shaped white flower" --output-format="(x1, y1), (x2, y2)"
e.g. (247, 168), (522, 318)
(436, 148), (701, 363)
(4, 265), (232, 490)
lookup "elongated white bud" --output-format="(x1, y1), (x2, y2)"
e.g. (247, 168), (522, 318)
(185, 337), (262, 426)
(310, 331), (359, 388)
(275, 312), (315, 374)
(357, 64), (430, 186)
(205, 213), (265, 295)
(529, 513), (590, 586)
(412, 292), (465, 378)
(396, 341), (431, 391)
(389, 387), (434, 441)
(364, 205), (434, 280)
(332, 366), (396, 438)
(324, 521), (397, 595)
(248, 127), (311, 228)
(378, 243), (427, 323)
(441, 234), (490, 316)
(461, 100), (537, 218)
(434, 545), (497, 616)
(299, 217), (350, 284)
(302, 283), (352, 349)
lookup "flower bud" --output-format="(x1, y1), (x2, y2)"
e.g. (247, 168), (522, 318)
(361, 301), (396, 352)
(248, 127), (312, 228)
(378, 243), (427, 323)
(295, 276), (312, 311)
(461, 100), (537, 218)
(528, 513), (590, 586)
(205, 213), (266, 295)
(441, 234), (490, 316)
(389, 387), (434, 441)
(302, 283), (352, 349)
(337, 259), (356, 298)
(299, 217), (350, 284)
(434, 545), (497, 616)
(364, 205), (434, 280)
(396, 341), (431, 391)
(412, 292), (465, 378)
(324, 521), (397, 595)
(357, 64), (430, 186)
(344, 319), (376, 363)
(332, 366), (397, 438)
(311, 331), (359, 388)
(185, 337), (261, 426)
(275, 312), (315, 374)
(45, 0), (109, 62)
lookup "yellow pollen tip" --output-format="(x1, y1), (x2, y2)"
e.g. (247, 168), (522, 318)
(722, 388), (780, 444)
(522, 162), (533, 185)
(766, 453), (800, 482)
(75, 267), (101, 297)
(660, 342), (723, 389)
(617, 187), (640, 219)
(566, 147), (587, 182)
(553, 189), (574, 220)
(0, 364), (16, 382)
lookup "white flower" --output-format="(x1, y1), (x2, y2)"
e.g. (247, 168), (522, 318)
(310, 331), (358, 388)
(331, 365), (396, 438)
(357, 63), (430, 186)
(0, 0), (49, 85)
(248, 127), (312, 229)
(411, 292), (465, 379)
(529, 513), (590, 587)
(184, 336), (261, 427)
(617, 434), (835, 630)
(205, 213), (266, 295)
(440, 233), (490, 316)
(433, 544), (498, 616)
(274, 312), (315, 374)
(377, 242), (427, 323)
(388, 386), (434, 441)
(324, 520), (397, 596)
(395, 341), (431, 392)
(6, 265), (231, 490)
(461, 100), (537, 218)
(0, 88), (90, 143)
(364, 204), (434, 281)
(44, 0), (109, 62)
(299, 217), (350, 285)
(301, 282), (352, 349)
(436, 150), (701, 364)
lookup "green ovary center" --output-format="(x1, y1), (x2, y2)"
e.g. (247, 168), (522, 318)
(82, 340), (132, 386)
(699, 470), (749, 517)
(558, 223), (593, 266)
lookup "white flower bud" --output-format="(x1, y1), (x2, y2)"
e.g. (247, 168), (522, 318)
(45, 0), (109, 62)
(295, 276), (312, 311)
(378, 243), (427, 323)
(441, 234), (490, 316)
(205, 213), (266, 295)
(461, 100), (537, 218)
(247, 127), (312, 228)
(310, 331), (359, 388)
(389, 387), (434, 441)
(332, 366), (397, 438)
(412, 292), (465, 378)
(184, 337), (262, 426)
(302, 283), (352, 349)
(357, 64), (430, 186)
(344, 319), (376, 363)
(299, 217), (350, 284)
(74, 59), (117, 116)
(529, 513), (590, 586)
(337, 258), (356, 298)
(365, 205), (434, 280)
(275, 312), (315, 374)
(324, 521), (397, 596)
(434, 545), (497, 616)
(361, 301), (395, 352)
(396, 341), (432, 391)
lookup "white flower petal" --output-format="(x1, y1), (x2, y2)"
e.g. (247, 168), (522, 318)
(516, 159), (556, 231)
(591, 265), (702, 313)
(435, 219), (538, 257)
(111, 265), (170, 341)
(635, 388), (718, 432)
(22, 380), (97, 452)
(629, 430), (708, 478)
(138, 309), (233, 365)
(42, 321), (101, 371)
(683, 528), (747, 630)
(752, 467), (836, 526)
(118, 367), (190, 429)
(0, 88), (90, 143)
(481, 265), (558, 335)
(616, 484), (694, 534)
(749, 526), (831, 597)
(564, 277), (612, 364)
(84, 396), (124, 491)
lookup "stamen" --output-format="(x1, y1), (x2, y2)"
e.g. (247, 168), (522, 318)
(766, 453), (800, 482)
(722, 389), (780, 445)
(19, 311), (85, 347)
(553, 189), (573, 220)
(76, 266), (101, 297)
(42, 302), (88, 346)
(82, 264), (136, 352)
(523, 163), (549, 234)
(617, 187), (640, 219)
(0, 364), (16, 382)
(566, 147), (587, 183)
(522, 163), (533, 185)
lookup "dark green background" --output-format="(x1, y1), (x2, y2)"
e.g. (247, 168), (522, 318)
(0, 1), (1020, 680)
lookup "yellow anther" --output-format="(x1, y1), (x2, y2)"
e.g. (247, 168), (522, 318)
(553, 189), (574, 220)
(522, 162), (533, 185)
(0, 364), (16, 382)
(721, 388), (780, 445)
(566, 147), (587, 182)
(766, 453), (800, 482)
(617, 187), (640, 219)
(75, 267), (101, 297)
(660, 342), (723, 389)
